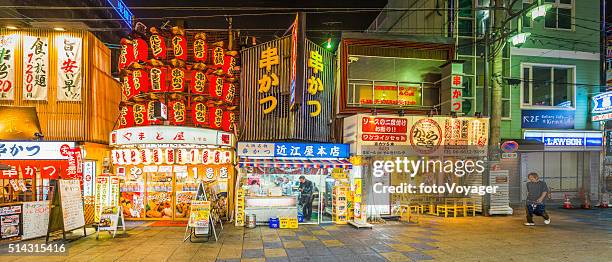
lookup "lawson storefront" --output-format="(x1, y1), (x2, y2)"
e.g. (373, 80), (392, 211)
(520, 130), (603, 203)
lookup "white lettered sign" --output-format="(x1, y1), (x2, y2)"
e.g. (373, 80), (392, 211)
(23, 35), (49, 100)
(56, 36), (82, 101)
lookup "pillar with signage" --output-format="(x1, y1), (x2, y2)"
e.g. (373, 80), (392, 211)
(441, 62), (464, 115)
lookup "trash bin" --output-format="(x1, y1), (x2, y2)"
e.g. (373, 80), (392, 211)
(246, 214), (257, 228)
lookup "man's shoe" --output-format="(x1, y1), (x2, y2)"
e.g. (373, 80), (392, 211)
(524, 223), (535, 226)
(544, 219), (550, 225)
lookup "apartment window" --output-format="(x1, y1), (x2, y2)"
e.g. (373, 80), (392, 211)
(544, 0), (573, 30)
(522, 64), (574, 107)
(522, 1), (532, 28)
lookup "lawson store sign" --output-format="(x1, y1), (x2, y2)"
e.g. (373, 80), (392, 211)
(524, 130), (603, 150)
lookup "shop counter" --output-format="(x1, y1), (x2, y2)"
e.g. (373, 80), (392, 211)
(244, 196), (298, 224)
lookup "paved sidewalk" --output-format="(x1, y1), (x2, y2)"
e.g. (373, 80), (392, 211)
(1, 208), (610, 261)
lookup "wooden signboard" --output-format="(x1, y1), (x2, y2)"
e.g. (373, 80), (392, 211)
(46, 179), (87, 243)
(22, 201), (50, 240)
(96, 206), (126, 239)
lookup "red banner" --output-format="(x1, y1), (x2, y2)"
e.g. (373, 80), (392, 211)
(132, 69), (150, 96)
(222, 55), (237, 76)
(190, 70), (207, 95)
(133, 38), (148, 63)
(118, 38), (134, 71)
(208, 75), (223, 99)
(133, 103), (148, 126)
(222, 82), (235, 103)
(212, 47), (225, 68)
(119, 105), (134, 128)
(361, 117), (408, 133)
(147, 100), (161, 125)
(172, 35), (187, 60)
(0, 160), (68, 179)
(193, 38), (208, 62)
(170, 68), (185, 92)
(65, 148), (83, 180)
(169, 100), (186, 125)
(121, 74), (133, 100)
(149, 66), (167, 92)
(191, 102), (207, 127)
(221, 111), (235, 132)
(209, 106), (223, 129)
(149, 33), (167, 60)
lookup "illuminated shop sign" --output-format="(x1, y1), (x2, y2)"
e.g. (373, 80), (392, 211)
(592, 91), (612, 114)
(524, 131), (603, 148)
(106, 0), (133, 29)
(110, 126), (234, 146)
(0, 141), (75, 160)
(238, 142), (349, 159)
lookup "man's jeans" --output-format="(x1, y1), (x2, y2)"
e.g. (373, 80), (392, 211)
(526, 203), (549, 223)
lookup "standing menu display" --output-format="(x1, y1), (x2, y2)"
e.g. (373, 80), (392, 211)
(22, 201), (50, 240)
(0, 204), (22, 239)
(59, 179), (86, 230)
(489, 170), (513, 215)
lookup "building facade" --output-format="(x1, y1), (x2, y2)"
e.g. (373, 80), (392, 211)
(369, 0), (604, 205)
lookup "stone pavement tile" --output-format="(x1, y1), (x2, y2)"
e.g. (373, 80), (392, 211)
(357, 253), (388, 262)
(290, 255), (339, 262)
(408, 243), (437, 251)
(321, 239), (344, 247)
(403, 251), (434, 261)
(387, 243), (417, 252)
(305, 246), (332, 256)
(216, 259), (241, 262)
(283, 240), (305, 249)
(380, 251), (411, 262)
(315, 234), (335, 240)
(241, 258), (266, 262)
(277, 230), (296, 237)
(243, 241), (264, 249)
(369, 244), (395, 253)
(264, 248), (287, 257)
(281, 235), (299, 241)
(242, 249), (265, 258)
(310, 230), (331, 236)
(328, 246), (354, 256)
(346, 245), (375, 254)
(302, 240), (323, 248)
(263, 241), (283, 249)
(414, 237), (438, 243)
(285, 247), (309, 257)
(265, 257), (290, 262)
(334, 254), (364, 262)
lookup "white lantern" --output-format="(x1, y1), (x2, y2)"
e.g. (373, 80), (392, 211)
(141, 149), (152, 165)
(165, 148), (175, 164)
(153, 148), (164, 165)
(201, 149), (210, 164)
(130, 149), (142, 165)
(190, 149), (200, 164)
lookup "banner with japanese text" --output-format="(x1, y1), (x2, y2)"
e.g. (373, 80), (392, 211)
(23, 36), (49, 100)
(0, 34), (16, 100)
(56, 36), (82, 101)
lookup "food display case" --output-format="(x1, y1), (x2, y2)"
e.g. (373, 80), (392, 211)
(174, 172), (198, 220)
(145, 172), (173, 219)
(244, 196), (298, 224)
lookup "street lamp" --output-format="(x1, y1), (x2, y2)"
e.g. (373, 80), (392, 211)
(525, 3), (553, 20)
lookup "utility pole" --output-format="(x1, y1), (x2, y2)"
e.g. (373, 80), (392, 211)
(489, 0), (505, 158)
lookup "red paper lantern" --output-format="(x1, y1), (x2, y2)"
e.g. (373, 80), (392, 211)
(193, 38), (208, 62)
(222, 55), (237, 76)
(149, 66), (167, 93)
(170, 68), (186, 92)
(190, 70), (207, 95)
(212, 47), (225, 68)
(149, 33), (167, 60)
(191, 102), (207, 127)
(222, 82), (235, 103)
(132, 69), (150, 96)
(133, 103), (148, 126)
(208, 75), (223, 99)
(172, 35), (187, 60)
(169, 100), (187, 125)
(147, 100), (161, 125)
(133, 38), (148, 63)
(121, 75), (133, 100)
(221, 111), (235, 132)
(118, 38), (134, 71)
(208, 106), (223, 129)
(118, 105), (134, 128)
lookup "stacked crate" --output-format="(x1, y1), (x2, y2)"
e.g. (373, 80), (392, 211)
(332, 186), (348, 224)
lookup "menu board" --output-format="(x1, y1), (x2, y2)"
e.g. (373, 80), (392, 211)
(109, 177), (120, 206)
(59, 179), (85, 231)
(22, 201), (50, 240)
(0, 204), (22, 239)
(188, 200), (210, 227)
(95, 177), (109, 222)
(98, 206), (119, 231)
